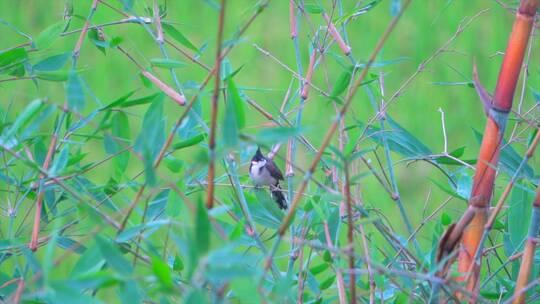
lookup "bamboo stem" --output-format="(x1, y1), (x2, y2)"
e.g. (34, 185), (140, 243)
(206, 0), (227, 209)
(344, 161), (357, 304)
(512, 186), (540, 304)
(457, 0), (539, 297)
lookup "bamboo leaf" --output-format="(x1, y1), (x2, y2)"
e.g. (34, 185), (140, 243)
(359, 116), (432, 159)
(428, 178), (467, 201)
(35, 69), (70, 81)
(50, 144), (70, 176)
(172, 133), (206, 150)
(162, 23), (199, 53)
(135, 95), (165, 185)
(226, 76), (246, 129)
(66, 69), (85, 111)
(111, 112), (130, 174)
(95, 235), (133, 275)
(33, 53), (70, 71)
(151, 256), (174, 289)
(222, 91), (239, 147)
(195, 200), (210, 255)
(35, 20), (67, 49)
(2, 99), (43, 141)
(150, 58), (186, 69)
(0, 48), (28, 73)
(507, 183), (533, 253)
(319, 275), (335, 290)
(303, 1), (323, 14)
(330, 65), (354, 100)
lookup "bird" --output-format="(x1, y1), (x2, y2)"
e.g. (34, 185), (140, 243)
(249, 147), (287, 209)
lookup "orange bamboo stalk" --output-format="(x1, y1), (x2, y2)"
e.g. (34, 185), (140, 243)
(457, 0), (539, 296)
(206, 0), (226, 209)
(323, 12), (351, 55)
(29, 135), (57, 251)
(512, 186), (540, 304)
(301, 49), (316, 100)
(289, 0), (296, 38)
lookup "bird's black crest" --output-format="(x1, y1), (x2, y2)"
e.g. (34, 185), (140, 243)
(252, 147), (265, 161)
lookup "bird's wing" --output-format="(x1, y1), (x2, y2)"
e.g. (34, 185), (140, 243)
(266, 160), (284, 181)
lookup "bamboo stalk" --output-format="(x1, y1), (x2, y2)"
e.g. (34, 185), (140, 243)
(323, 221), (347, 304)
(455, 0), (539, 297)
(28, 134), (57, 251)
(344, 161), (357, 304)
(206, 0), (227, 209)
(512, 185), (540, 304)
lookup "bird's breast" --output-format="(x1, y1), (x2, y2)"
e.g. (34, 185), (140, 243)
(250, 164), (276, 186)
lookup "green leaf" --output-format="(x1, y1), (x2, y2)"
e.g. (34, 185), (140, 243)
(173, 255), (184, 272)
(102, 92), (159, 110)
(101, 91), (136, 110)
(164, 156), (184, 173)
(35, 69), (69, 81)
(57, 236), (86, 254)
(222, 92), (239, 147)
(115, 225), (144, 243)
(110, 36), (123, 47)
(151, 256), (174, 289)
(334, 0), (383, 26)
(166, 187), (183, 217)
(441, 213), (452, 226)
(111, 112), (130, 174)
(449, 146), (465, 158)
(319, 275), (335, 290)
(226, 76), (246, 129)
(195, 200), (210, 255)
(134, 95), (165, 185)
(50, 144), (70, 176)
(35, 20), (67, 49)
(359, 115), (432, 159)
(95, 235), (133, 275)
(150, 58), (186, 69)
(67, 69), (85, 111)
(88, 28), (107, 54)
(309, 263), (329, 275)
(0, 48), (28, 71)
(249, 190), (283, 229)
(162, 23), (199, 53)
(33, 53), (70, 71)
(70, 245), (105, 276)
(2, 99), (43, 141)
(304, 1), (323, 14)
(172, 133), (206, 150)
(507, 183), (533, 253)
(330, 66), (354, 99)
(428, 178), (467, 201)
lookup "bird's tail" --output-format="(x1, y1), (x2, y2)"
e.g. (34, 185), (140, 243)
(271, 183), (287, 210)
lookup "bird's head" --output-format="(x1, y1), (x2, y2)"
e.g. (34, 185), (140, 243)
(251, 147), (266, 164)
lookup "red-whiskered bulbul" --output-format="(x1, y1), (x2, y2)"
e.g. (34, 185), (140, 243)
(249, 147), (287, 209)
